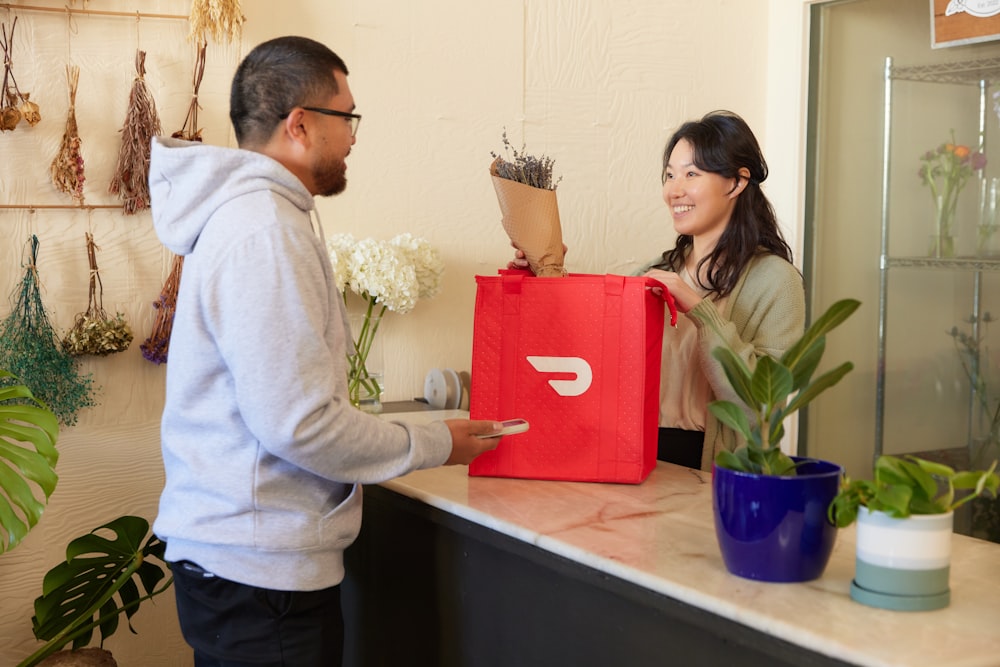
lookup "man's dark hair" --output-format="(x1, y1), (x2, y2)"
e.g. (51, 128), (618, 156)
(230, 36), (349, 146)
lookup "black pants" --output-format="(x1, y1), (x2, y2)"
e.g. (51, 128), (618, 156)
(171, 560), (344, 667)
(657, 427), (705, 469)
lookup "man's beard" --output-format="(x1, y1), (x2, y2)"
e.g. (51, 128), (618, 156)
(314, 154), (347, 197)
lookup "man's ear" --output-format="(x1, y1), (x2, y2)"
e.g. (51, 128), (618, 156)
(280, 108), (310, 147)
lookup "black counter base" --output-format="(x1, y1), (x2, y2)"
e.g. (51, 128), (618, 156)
(342, 484), (854, 667)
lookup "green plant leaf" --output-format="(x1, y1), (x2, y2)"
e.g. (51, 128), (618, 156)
(767, 416), (786, 448)
(763, 447), (798, 476)
(715, 449), (751, 472)
(910, 457), (956, 479)
(781, 299), (861, 370)
(874, 483), (913, 517)
(707, 401), (755, 446)
(0, 370), (59, 554)
(786, 335), (824, 391)
(897, 458), (939, 503)
(828, 478), (870, 527)
(749, 356), (793, 413)
(783, 362), (854, 416)
(711, 346), (755, 408)
(28, 515), (172, 661)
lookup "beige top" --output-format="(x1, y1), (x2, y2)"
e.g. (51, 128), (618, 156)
(659, 267), (726, 431)
(638, 254), (806, 470)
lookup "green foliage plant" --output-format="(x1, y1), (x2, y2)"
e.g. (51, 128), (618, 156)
(828, 454), (1000, 529)
(709, 298), (861, 476)
(17, 515), (173, 667)
(0, 235), (97, 426)
(0, 368), (59, 554)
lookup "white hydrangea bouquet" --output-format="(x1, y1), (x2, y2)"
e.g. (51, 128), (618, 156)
(327, 232), (444, 410)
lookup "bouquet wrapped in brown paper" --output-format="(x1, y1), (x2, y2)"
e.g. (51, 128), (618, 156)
(489, 134), (566, 277)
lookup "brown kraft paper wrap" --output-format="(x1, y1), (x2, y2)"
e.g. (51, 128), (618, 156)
(490, 157), (567, 277)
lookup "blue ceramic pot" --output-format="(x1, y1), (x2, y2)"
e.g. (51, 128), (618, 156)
(712, 457), (842, 582)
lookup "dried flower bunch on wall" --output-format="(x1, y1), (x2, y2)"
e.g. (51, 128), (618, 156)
(0, 236), (97, 426)
(140, 254), (184, 364)
(188, 0), (244, 44)
(62, 233), (133, 356)
(172, 41), (207, 142)
(50, 65), (85, 205)
(0, 17), (40, 132)
(109, 50), (162, 215)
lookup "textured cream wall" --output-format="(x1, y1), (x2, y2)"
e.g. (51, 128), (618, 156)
(0, 1), (799, 663)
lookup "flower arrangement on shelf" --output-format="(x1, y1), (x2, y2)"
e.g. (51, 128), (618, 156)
(327, 233), (443, 411)
(917, 130), (986, 257)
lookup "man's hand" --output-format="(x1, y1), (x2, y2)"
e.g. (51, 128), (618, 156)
(443, 419), (504, 465)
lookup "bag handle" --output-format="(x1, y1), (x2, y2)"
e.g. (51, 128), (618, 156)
(643, 277), (678, 327)
(496, 268), (677, 326)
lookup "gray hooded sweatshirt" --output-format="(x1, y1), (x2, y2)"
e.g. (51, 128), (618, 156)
(148, 137), (451, 591)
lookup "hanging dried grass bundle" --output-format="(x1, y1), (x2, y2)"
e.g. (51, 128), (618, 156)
(62, 233), (133, 356)
(1, 17), (39, 132)
(140, 254), (184, 364)
(172, 42), (206, 142)
(188, 0), (244, 45)
(50, 65), (85, 205)
(0, 235), (97, 426)
(109, 50), (162, 215)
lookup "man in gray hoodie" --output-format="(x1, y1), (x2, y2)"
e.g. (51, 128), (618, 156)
(148, 36), (502, 666)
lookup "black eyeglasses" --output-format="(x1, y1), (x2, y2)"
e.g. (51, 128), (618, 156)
(280, 107), (362, 137)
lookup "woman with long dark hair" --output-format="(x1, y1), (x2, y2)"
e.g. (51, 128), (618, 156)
(644, 110), (804, 470)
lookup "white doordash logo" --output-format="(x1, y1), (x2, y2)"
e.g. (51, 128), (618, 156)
(526, 356), (593, 396)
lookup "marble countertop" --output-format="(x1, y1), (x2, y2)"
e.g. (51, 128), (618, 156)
(380, 410), (1000, 667)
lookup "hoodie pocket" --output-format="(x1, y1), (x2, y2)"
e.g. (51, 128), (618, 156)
(253, 483), (362, 552)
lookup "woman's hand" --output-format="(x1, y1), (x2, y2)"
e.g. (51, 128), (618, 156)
(507, 246), (530, 270)
(506, 242), (569, 271)
(644, 268), (702, 313)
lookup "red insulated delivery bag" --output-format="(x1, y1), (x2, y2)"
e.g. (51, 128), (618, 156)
(468, 270), (675, 484)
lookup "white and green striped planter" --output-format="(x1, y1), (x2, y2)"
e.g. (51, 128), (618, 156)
(850, 509), (953, 611)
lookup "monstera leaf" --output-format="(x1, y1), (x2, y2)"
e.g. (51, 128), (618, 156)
(20, 515), (173, 667)
(0, 368), (59, 553)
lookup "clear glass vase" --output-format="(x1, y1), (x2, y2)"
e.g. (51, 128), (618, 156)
(347, 311), (384, 413)
(928, 233), (955, 258)
(348, 369), (383, 413)
(929, 195), (955, 258)
(977, 178), (1000, 257)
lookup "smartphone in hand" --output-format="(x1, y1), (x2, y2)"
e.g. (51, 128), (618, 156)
(476, 418), (529, 439)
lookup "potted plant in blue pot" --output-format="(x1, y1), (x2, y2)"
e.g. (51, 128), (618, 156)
(708, 298), (860, 582)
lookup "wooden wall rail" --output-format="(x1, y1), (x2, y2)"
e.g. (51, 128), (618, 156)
(0, 204), (125, 210)
(0, 3), (188, 21)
